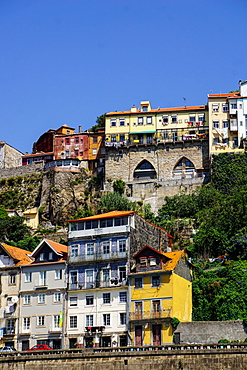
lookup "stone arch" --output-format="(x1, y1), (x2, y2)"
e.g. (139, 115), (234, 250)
(134, 160), (157, 180)
(173, 157), (196, 177)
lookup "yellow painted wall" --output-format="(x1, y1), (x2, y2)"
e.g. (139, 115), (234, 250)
(172, 273), (192, 322)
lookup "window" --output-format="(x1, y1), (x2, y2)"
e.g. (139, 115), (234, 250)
(9, 275), (16, 285)
(189, 116), (195, 122)
(53, 315), (60, 328)
(111, 119), (116, 127)
(6, 319), (15, 334)
(70, 296), (78, 307)
(119, 266), (126, 281)
(38, 294), (45, 304)
(70, 316), (77, 328)
(142, 105), (148, 112)
(152, 300), (161, 314)
(70, 271), (78, 286)
(119, 134), (125, 142)
(212, 104), (219, 112)
(25, 272), (32, 283)
(231, 103), (237, 109)
(86, 243), (94, 256)
(119, 119), (125, 126)
(24, 295), (31, 305)
(65, 138), (70, 144)
(118, 240), (126, 254)
(71, 245), (78, 257)
(198, 115), (205, 122)
(103, 293), (111, 304)
(23, 317), (30, 331)
(152, 276), (160, 287)
(55, 269), (62, 280)
(100, 218), (113, 228)
(140, 257), (147, 266)
(162, 115), (168, 124)
(223, 121), (229, 128)
(102, 268), (110, 283)
(39, 271), (46, 286)
(240, 121), (243, 126)
(103, 313), (110, 326)
(65, 150), (70, 157)
(120, 313), (126, 325)
(93, 136), (98, 143)
(135, 277), (142, 288)
(40, 253), (45, 261)
(149, 257), (157, 266)
(102, 241), (110, 255)
(171, 115), (177, 123)
(146, 117), (152, 125)
(222, 104), (229, 112)
(75, 137), (79, 144)
(111, 135), (116, 142)
(213, 137), (219, 145)
(119, 291), (127, 303)
(86, 315), (93, 327)
(37, 316), (45, 326)
(213, 121), (219, 129)
(49, 252), (53, 260)
(92, 149), (97, 155)
(138, 117), (143, 125)
(86, 295), (94, 305)
(135, 302), (142, 317)
(54, 292), (61, 303)
(85, 269), (94, 288)
(114, 216), (128, 226)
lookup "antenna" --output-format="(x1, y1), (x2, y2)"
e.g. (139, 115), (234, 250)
(183, 97), (187, 108)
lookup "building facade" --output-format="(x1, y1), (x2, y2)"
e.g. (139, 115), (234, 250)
(129, 247), (192, 346)
(0, 243), (32, 349)
(66, 211), (171, 348)
(0, 141), (23, 168)
(18, 239), (67, 351)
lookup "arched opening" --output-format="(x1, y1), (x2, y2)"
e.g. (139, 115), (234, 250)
(134, 160), (156, 180)
(173, 157), (196, 177)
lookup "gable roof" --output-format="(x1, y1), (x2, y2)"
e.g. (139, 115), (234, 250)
(163, 250), (185, 271)
(31, 238), (68, 261)
(0, 243), (32, 266)
(133, 245), (165, 259)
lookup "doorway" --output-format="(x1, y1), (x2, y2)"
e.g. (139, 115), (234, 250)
(152, 324), (161, 346)
(135, 325), (143, 346)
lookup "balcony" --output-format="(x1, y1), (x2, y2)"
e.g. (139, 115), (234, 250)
(69, 250), (128, 264)
(129, 309), (171, 322)
(69, 279), (127, 291)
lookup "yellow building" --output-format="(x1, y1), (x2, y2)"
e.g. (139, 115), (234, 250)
(105, 101), (208, 146)
(23, 207), (39, 229)
(129, 246), (192, 346)
(208, 92), (243, 157)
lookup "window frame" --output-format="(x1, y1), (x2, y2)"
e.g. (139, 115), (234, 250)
(69, 316), (77, 329)
(134, 277), (143, 288)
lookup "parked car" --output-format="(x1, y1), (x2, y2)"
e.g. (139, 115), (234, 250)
(0, 346), (17, 352)
(26, 344), (53, 351)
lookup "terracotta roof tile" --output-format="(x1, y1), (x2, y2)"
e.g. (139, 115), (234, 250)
(1, 243), (32, 266)
(106, 105), (207, 116)
(162, 250), (185, 271)
(45, 239), (68, 255)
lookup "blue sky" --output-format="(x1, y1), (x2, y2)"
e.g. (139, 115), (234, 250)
(1, 0), (247, 153)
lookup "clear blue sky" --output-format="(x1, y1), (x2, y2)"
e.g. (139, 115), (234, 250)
(1, 0), (247, 153)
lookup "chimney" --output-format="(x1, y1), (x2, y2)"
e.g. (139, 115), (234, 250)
(78, 125), (82, 133)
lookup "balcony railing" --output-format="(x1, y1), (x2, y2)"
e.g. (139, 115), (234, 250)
(69, 279), (127, 290)
(129, 309), (171, 321)
(69, 251), (128, 264)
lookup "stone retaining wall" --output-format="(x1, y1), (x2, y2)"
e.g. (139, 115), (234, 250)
(1, 348), (247, 370)
(0, 162), (44, 179)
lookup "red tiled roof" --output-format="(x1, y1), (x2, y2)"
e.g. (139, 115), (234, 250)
(106, 105), (207, 116)
(45, 239), (68, 255)
(163, 250), (185, 271)
(68, 211), (136, 222)
(1, 243), (32, 266)
(208, 93), (240, 98)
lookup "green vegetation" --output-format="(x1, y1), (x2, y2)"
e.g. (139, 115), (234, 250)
(112, 179), (126, 195)
(157, 152), (247, 321)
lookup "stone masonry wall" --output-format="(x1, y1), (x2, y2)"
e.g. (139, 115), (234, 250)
(2, 349), (247, 370)
(105, 140), (209, 183)
(129, 213), (169, 259)
(0, 162), (44, 179)
(174, 320), (247, 344)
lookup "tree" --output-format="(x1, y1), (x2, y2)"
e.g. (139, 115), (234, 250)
(89, 114), (106, 132)
(99, 192), (134, 212)
(112, 179), (126, 195)
(0, 216), (31, 243)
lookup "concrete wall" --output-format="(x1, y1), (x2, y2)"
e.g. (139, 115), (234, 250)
(174, 320), (247, 344)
